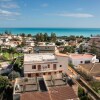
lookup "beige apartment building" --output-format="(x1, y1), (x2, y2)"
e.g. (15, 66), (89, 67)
(24, 53), (68, 77)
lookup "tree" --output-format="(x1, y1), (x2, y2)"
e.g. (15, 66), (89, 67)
(20, 33), (25, 37)
(78, 87), (89, 100)
(8, 47), (16, 59)
(63, 46), (75, 53)
(44, 33), (48, 41)
(51, 33), (57, 42)
(91, 34), (93, 37)
(35, 33), (40, 42)
(78, 87), (85, 97)
(3, 84), (13, 100)
(80, 35), (84, 39)
(0, 76), (9, 92)
(56, 41), (64, 46)
(8, 71), (20, 80)
(90, 41), (97, 54)
(78, 44), (84, 54)
(27, 34), (32, 37)
(40, 33), (44, 42)
(69, 35), (76, 41)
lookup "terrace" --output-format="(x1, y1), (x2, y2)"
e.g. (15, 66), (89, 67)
(15, 75), (79, 100)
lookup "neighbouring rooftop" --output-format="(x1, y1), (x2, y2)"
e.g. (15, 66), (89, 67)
(38, 42), (55, 46)
(20, 86), (79, 100)
(14, 75), (79, 100)
(69, 54), (95, 59)
(79, 63), (100, 79)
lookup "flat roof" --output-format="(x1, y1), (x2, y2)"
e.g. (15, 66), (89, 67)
(24, 53), (56, 62)
(69, 54), (94, 59)
(55, 53), (68, 57)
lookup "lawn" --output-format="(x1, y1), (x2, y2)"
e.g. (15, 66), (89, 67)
(2, 52), (23, 60)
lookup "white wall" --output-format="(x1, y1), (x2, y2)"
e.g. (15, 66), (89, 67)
(70, 56), (96, 67)
(56, 55), (68, 73)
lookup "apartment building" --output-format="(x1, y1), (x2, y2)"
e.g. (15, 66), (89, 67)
(24, 53), (68, 77)
(34, 42), (58, 53)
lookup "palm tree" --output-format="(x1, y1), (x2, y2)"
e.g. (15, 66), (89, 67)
(8, 47), (16, 60)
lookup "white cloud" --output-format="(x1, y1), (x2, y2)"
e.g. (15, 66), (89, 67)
(1, 3), (20, 8)
(41, 3), (48, 7)
(0, 9), (20, 16)
(46, 13), (94, 18)
(0, 0), (12, 1)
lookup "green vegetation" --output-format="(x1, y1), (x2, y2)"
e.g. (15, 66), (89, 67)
(78, 87), (89, 100)
(2, 52), (23, 61)
(35, 33), (57, 42)
(89, 81), (100, 94)
(61, 46), (75, 53)
(0, 76), (13, 100)
(56, 41), (64, 46)
(0, 76), (9, 91)
(8, 71), (20, 80)
(90, 41), (97, 55)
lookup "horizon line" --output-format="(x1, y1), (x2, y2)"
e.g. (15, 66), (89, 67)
(0, 27), (100, 29)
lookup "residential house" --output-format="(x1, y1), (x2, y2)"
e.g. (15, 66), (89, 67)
(24, 53), (68, 78)
(68, 54), (99, 67)
(34, 42), (58, 53)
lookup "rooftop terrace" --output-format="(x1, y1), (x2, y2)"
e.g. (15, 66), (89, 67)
(24, 53), (56, 62)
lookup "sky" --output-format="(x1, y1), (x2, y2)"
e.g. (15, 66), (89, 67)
(0, 0), (100, 28)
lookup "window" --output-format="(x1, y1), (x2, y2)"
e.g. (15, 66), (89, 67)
(60, 65), (62, 67)
(36, 73), (39, 77)
(32, 65), (36, 69)
(48, 64), (50, 68)
(59, 71), (62, 73)
(53, 64), (56, 70)
(48, 72), (51, 75)
(28, 74), (31, 77)
(85, 60), (90, 64)
(43, 73), (45, 75)
(38, 65), (41, 71)
(80, 61), (83, 63)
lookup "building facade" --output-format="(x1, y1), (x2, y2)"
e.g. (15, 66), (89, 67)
(68, 54), (99, 67)
(34, 42), (58, 53)
(24, 53), (68, 77)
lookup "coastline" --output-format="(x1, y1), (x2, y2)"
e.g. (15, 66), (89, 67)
(0, 28), (100, 37)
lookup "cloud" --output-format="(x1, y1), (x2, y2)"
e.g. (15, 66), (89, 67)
(46, 13), (94, 18)
(41, 3), (48, 7)
(1, 3), (20, 8)
(0, 9), (20, 16)
(0, 0), (12, 1)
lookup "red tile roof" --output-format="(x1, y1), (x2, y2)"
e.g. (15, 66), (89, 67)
(20, 86), (78, 100)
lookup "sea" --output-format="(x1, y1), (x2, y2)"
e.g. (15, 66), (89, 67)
(0, 28), (100, 37)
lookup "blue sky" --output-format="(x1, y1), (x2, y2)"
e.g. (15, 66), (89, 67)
(0, 0), (100, 28)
